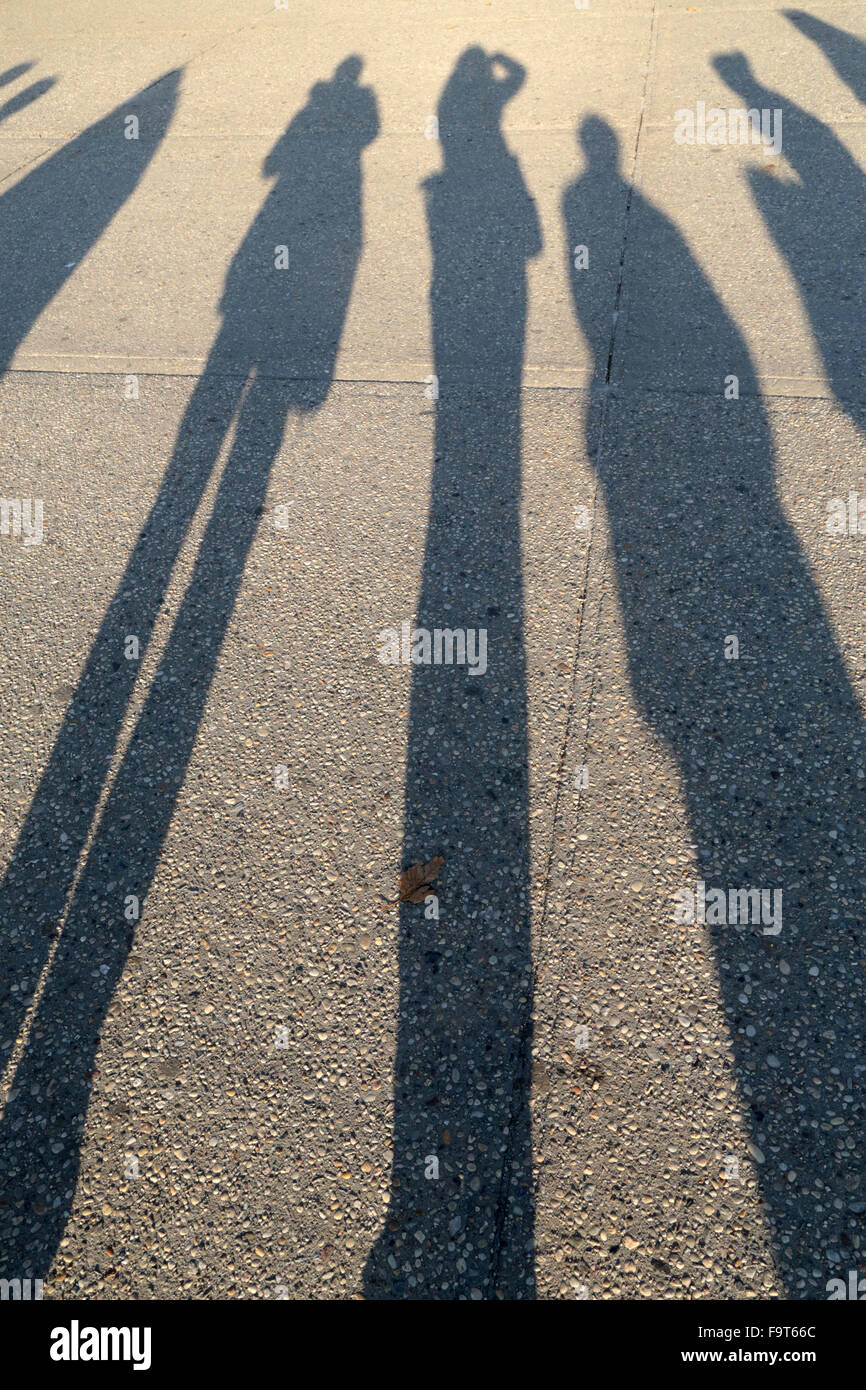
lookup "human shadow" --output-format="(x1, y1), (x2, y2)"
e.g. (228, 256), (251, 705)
(0, 56), (377, 1281)
(0, 70), (179, 1096)
(785, 9), (866, 108)
(0, 63), (36, 90)
(0, 69), (180, 375)
(564, 117), (865, 1298)
(0, 75), (56, 127)
(364, 47), (541, 1300)
(713, 44), (866, 435)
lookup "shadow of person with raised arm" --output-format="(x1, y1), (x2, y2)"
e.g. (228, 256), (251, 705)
(0, 73), (56, 127)
(0, 56), (377, 1282)
(0, 63), (36, 89)
(564, 117), (865, 1298)
(0, 67), (179, 1113)
(0, 69), (180, 374)
(713, 44), (866, 435)
(364, 47), (541, 1300)
(785, 10), (866, 108)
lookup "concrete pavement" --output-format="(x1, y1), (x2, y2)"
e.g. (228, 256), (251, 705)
(0, 0), (864, 1299)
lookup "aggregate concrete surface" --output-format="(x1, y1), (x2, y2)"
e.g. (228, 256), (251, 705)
(0, 0), (863, 1299)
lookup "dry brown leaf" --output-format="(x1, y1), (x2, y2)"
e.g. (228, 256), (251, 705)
(398, 855), (444, 903)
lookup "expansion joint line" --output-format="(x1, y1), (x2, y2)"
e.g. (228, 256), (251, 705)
(489, 0), (660, 1297)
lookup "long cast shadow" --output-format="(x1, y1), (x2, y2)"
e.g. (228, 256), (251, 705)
(0, 75), (56, 127)
(0, 69), (181, 374)
(0, 56), (378, 1281)
(0, 69), (180, 1111)
(714, 40), (866, 436)
(564, 117), (865, 1298)
(785, 9), (866, 108)
(0, 63), (36, 90)
(364, 47), (541, 1300)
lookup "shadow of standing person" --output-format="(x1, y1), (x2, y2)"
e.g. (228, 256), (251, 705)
(0, 56), (377, 1283)
(0, 65), (180, 1154)
(364, 47), (541, 1300)
(0, 69), (180, 375)
(564, 117), (865, 1297)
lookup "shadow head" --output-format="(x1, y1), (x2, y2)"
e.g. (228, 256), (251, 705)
(335, 55), (364, 83)
(578, 115), (621, 171)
